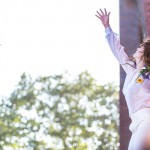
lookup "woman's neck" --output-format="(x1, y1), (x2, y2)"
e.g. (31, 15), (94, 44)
(136, 59), (145, 70)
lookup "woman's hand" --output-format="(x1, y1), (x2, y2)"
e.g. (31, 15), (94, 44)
(95, 8), (111, 29)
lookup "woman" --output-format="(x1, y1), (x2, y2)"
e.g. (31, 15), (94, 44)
(95, 8), (150, 150)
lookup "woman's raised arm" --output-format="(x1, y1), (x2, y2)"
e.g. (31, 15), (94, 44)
(95, 8), (135, 74)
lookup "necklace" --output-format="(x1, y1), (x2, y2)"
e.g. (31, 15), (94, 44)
(135, 65), (150, 83)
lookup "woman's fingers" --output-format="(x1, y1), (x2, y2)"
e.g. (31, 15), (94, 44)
(95, 14), (101, 20)
(104, 8), (107, 15)
(100, 9), (104, 15)
(96, 8), (110, 17)
(96, 11), (102, 17)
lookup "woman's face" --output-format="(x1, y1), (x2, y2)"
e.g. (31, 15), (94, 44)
(133, 45), (144, 59)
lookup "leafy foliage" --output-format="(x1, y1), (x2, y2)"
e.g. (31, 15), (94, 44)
(0, 71), (119, 150)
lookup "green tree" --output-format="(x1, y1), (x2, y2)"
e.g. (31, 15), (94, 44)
(0, 71), (119, 150)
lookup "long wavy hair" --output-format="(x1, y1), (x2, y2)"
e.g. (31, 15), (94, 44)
(141, 38), (150, 67)
(122, 38), (150, 69)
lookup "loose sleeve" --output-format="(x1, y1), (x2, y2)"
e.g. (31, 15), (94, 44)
(105, 26), (135, 74)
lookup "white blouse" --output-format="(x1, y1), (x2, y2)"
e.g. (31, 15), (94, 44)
(105, 26), (150, 117)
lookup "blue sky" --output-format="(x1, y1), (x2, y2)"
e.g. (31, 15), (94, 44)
(0, 0), (119, 97)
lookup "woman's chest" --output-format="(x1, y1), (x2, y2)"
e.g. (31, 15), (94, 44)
(123, 71), (150, 94)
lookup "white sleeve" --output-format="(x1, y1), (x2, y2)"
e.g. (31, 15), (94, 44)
(105, 26), (135, 74)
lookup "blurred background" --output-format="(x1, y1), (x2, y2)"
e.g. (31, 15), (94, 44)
(0, 0), (120, 149)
